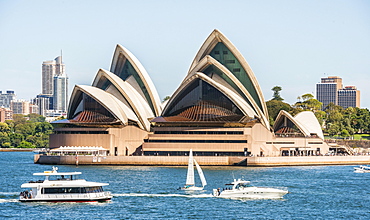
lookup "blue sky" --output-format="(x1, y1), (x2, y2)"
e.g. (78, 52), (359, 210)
(0, 0), (369, 109)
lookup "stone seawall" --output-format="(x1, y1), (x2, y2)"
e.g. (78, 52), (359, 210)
(247, 156), (370, 166)
(34, 154), (370, 166)
(34, 154), (233, 166)
(339, 140), (370, 148)
(0, 148), (34, 152)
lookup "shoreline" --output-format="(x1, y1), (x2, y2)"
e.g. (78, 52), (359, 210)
(0, 148), (35, 152)
(34, 154), (370, 167)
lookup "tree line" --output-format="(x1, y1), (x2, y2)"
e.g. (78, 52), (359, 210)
(267, 86), (370, 137)
(0, 113), (53, 148)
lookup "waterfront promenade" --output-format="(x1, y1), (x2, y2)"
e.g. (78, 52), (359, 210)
(35, 154), (370, 166)
(0, 148), (34, 152)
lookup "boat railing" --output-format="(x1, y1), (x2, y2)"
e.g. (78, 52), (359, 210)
(42, 192), (107, 199)
(28, 180), (44, 183)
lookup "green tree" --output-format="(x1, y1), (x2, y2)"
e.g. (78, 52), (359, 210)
(15, 123), (36, 138)
(28, 113), (46, 122)
(0, 115), (54, 149)
(12, 114), (27, 126)
(5, 120), (15, 133)
(294, 93), (322, 111)
(0, 122), (10, 133)
(271, 86), (284, 101)
(266, 100), (293, 126)
(314, 110), (326, 126)
(9, 133), (24, 147)
(0, 132), (10, 147)
(341, 129), (350, 138)
(29, 133), (50, 148)
(35, 122), (53, 134)
(18, 140), (35, 148)
(163, 96), (171, 102)
(326, 123), (340, 136)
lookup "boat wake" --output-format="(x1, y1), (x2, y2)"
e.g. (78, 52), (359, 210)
(0, 191), (18, 195)
(0, 192), (19, 203)
(112, 193), (213, 198)
(0, 198), (19, 203)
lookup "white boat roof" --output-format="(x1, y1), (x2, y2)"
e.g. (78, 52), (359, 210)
(21, 180), (109, 188)
(32, 167), (82, 176)
(226, 179), (251, 185)
(33, 171), (82, 176)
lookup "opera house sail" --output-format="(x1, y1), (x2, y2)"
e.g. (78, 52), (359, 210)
(49, 29), (329, 160)
(50, 45), (162, 156)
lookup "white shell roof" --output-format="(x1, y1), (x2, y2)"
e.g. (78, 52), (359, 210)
(71, 85), (140, 128)
(294, 111), (324, 139)
(93, 69), (154, 131)
(187, 29), (269, 121)
(110, 44), (162, 116)
(185, 55), (270, 129)
(274, 110), (324, 140)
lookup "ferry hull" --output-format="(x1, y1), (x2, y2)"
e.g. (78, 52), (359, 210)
(213, 186), (288, 199)
(19, 197), (112, 203)
(217, 191), (287, 199)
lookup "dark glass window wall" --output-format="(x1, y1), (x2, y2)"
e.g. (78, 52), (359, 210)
(210, 42), (263, 111)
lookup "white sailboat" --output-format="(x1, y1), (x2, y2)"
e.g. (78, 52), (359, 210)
(182, 149), (207, 191)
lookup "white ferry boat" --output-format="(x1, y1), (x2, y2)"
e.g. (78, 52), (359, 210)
(19, 167), (112, 202)
(354, 165), (370, 173)
(213, 179), (288, 199)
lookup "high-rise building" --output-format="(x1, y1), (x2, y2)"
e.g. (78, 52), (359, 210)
(42, 56), (65, 95)
(11, 99), (30, 115)
(316, 76), (360, 109)
(0, 108), (13, 122)
(29, 103), (39, 114)
(53, 73), (68, 112)
(40, 55), (68, 116)
(338, 86), (360, 109)
(0, 90), (16, 108)
(33, 94), (53, 116)
(316, 76), (342, 110)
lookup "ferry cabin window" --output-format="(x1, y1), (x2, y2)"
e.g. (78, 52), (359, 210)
(44, 187), (81, 194)
(43, 186), (103, 194)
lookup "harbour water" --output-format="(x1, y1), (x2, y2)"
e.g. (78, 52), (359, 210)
(1, 152), (370, 219)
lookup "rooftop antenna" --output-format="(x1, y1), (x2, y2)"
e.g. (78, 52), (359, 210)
(61, 50), (63, 63)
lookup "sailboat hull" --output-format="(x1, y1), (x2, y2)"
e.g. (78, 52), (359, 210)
(182, 186), (204, 191)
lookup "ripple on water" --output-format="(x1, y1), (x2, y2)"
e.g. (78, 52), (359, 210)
(2, 153), (370, 219)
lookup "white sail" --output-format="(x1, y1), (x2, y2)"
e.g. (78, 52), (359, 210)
(194, 159), (207, 187)
(185, 149), (195, 185)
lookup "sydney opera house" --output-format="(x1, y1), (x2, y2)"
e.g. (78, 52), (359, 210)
(50, 29), (329, 160)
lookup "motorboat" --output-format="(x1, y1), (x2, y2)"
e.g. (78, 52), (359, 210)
(213, 178), (288, 199)
(19, 167), (112, 202)
(354, 165), (370, 173)
(180, 149), (207, 191)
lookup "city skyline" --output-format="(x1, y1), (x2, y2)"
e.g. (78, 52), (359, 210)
(0, 0), (369, 109)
